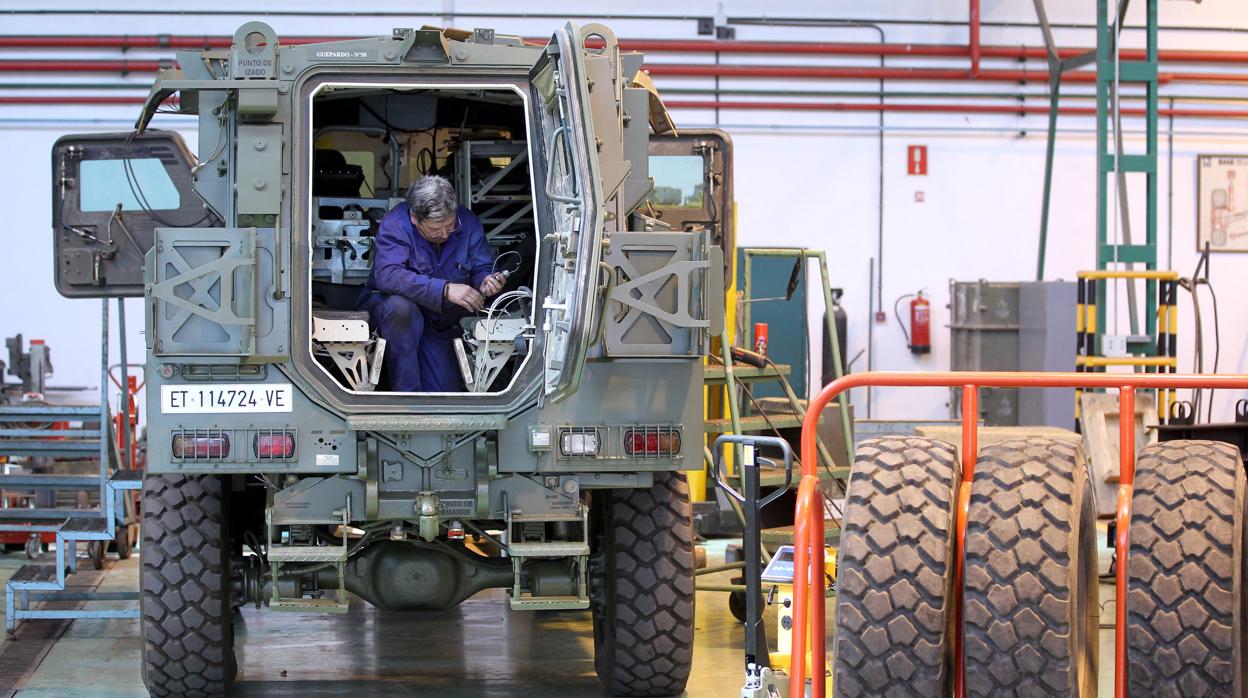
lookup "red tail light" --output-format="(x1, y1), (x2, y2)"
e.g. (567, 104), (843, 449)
(255, 432), (296, 459)
(624, 428), (682, 457)
(172, 433), (230, 459)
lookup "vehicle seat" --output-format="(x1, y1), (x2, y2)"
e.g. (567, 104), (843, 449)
(311, 310), (385, 391)
(311, 310), (371, 344)
(313, 149), (365, 197)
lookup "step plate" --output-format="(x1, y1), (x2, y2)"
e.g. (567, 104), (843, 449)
(508, 595), (590, 611)
(9, 564), (56, 584)
(267, 546), (347, 563)
(60, 516), (112, 541)
(108, 470), (143, 490)
(507, 541), (589, 558)
(270, 597), (349, 613)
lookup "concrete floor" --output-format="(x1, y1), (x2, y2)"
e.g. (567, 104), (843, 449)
(0, 543), (1120, 698)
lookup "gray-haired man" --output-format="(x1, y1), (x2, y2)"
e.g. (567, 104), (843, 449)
(360, 175), (506, 391)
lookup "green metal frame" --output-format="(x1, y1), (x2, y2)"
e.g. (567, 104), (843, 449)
(1096, 0), (1160, 356)
(1036, 0), (1161, 358)
(722, 248), (854, 469)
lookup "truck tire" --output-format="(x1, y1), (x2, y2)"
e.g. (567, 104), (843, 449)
(833, 437), (959, 697)
(1127, 440), (1246, 698)
(591, 471), (695, 697)
(140, 474), (236, 698)
(963, 438), (1098, 697)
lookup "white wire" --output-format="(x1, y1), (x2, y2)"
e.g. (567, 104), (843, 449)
(467, 288), (532, 346)
(463, 288), (533, 389)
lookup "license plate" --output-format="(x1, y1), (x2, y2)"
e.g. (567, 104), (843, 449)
(161, 383), (294, 414)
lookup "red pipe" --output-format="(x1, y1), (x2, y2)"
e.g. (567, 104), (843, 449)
(3, 94), (1246, 120)
(1114, 387), (1136, 698)
(789, 474), (819, 698)
(0, 35), (340, 49)
(953, 385), (978, 698)
(647, 64), (1248, 84)
(647, 64), (1073, 82)
(793, 371), (1248, 698)
(6, 56), (1229, 87)
(969, 0), (981, 76)
(1, 59), (1247, 87)
(661, 99), (1248, 119)
(0, 59), (166, 73)
(3, 95), (1248, 120)
(3, 35), (1248, 65)
(0, 95), (148, 104)
(623, 40), (1248, 66)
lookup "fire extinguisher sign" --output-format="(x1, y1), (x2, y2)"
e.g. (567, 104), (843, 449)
(907, 145), (928, 176)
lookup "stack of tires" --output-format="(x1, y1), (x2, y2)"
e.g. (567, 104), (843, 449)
(832, 436), (1246, 697)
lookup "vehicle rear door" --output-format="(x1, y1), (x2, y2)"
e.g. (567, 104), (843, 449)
(529, 22), (606, 402)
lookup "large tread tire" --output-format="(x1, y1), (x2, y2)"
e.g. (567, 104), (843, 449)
(1127, 440), (1246, 698)
(591, 471), (696, 697)
(140, 474), (236, 698)
(963, 438), (1098, 697)
(833, 436), (960, 697)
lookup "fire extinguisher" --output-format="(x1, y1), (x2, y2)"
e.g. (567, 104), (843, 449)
(895, 291), (931, 355)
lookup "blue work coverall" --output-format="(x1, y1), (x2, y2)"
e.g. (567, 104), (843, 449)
(361, 202), (493, 392)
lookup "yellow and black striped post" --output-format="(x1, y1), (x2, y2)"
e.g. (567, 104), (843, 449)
(1158, 279), (1168, 422)
(1158, 280), (1178, 424)
(1084, 278), (1098, 367)
(1075, 278), (1086, 432)
(1073, 276), (1101, 432)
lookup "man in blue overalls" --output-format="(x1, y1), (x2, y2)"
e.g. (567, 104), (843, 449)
(361, 175), (506, 392)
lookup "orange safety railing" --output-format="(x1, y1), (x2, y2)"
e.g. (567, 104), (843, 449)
(790, 370), (1248, 698)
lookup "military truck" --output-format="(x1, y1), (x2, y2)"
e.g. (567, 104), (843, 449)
(49, 21), (732, 697)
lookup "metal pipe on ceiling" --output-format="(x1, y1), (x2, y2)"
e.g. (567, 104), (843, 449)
(5, 94), (1248, 119)
(661, 86), (1248, 103)
(0, 59), (166, 72)
(0, 8), (1245, 35)
(9, 59), (1248, 87)
(969, 0), (981, 76)
(0, 95), (151, 104)
(2, 35), (1248, 65)
(644, 65), (1248, 84)
(661, 99), (1248, 118)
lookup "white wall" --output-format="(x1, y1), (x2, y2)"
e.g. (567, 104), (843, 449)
(2, 0), (1248, 424)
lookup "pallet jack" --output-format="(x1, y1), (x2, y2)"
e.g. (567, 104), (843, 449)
(713, 435), (836, 697)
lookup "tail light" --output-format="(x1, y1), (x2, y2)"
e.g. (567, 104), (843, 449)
(559, 428), (601, 457)
(625, 427), (682, 457)
(255, 432), (296, 459)
(172, 432), (230, 459)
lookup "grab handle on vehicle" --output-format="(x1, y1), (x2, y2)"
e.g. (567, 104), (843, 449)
(543, 125), (581, 206)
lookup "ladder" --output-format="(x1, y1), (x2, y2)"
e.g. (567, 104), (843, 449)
(1, 299), (141, 634)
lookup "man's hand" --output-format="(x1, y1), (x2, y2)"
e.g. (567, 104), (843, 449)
(478, 272), (507, 298)
(445, 283), (485, 312)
